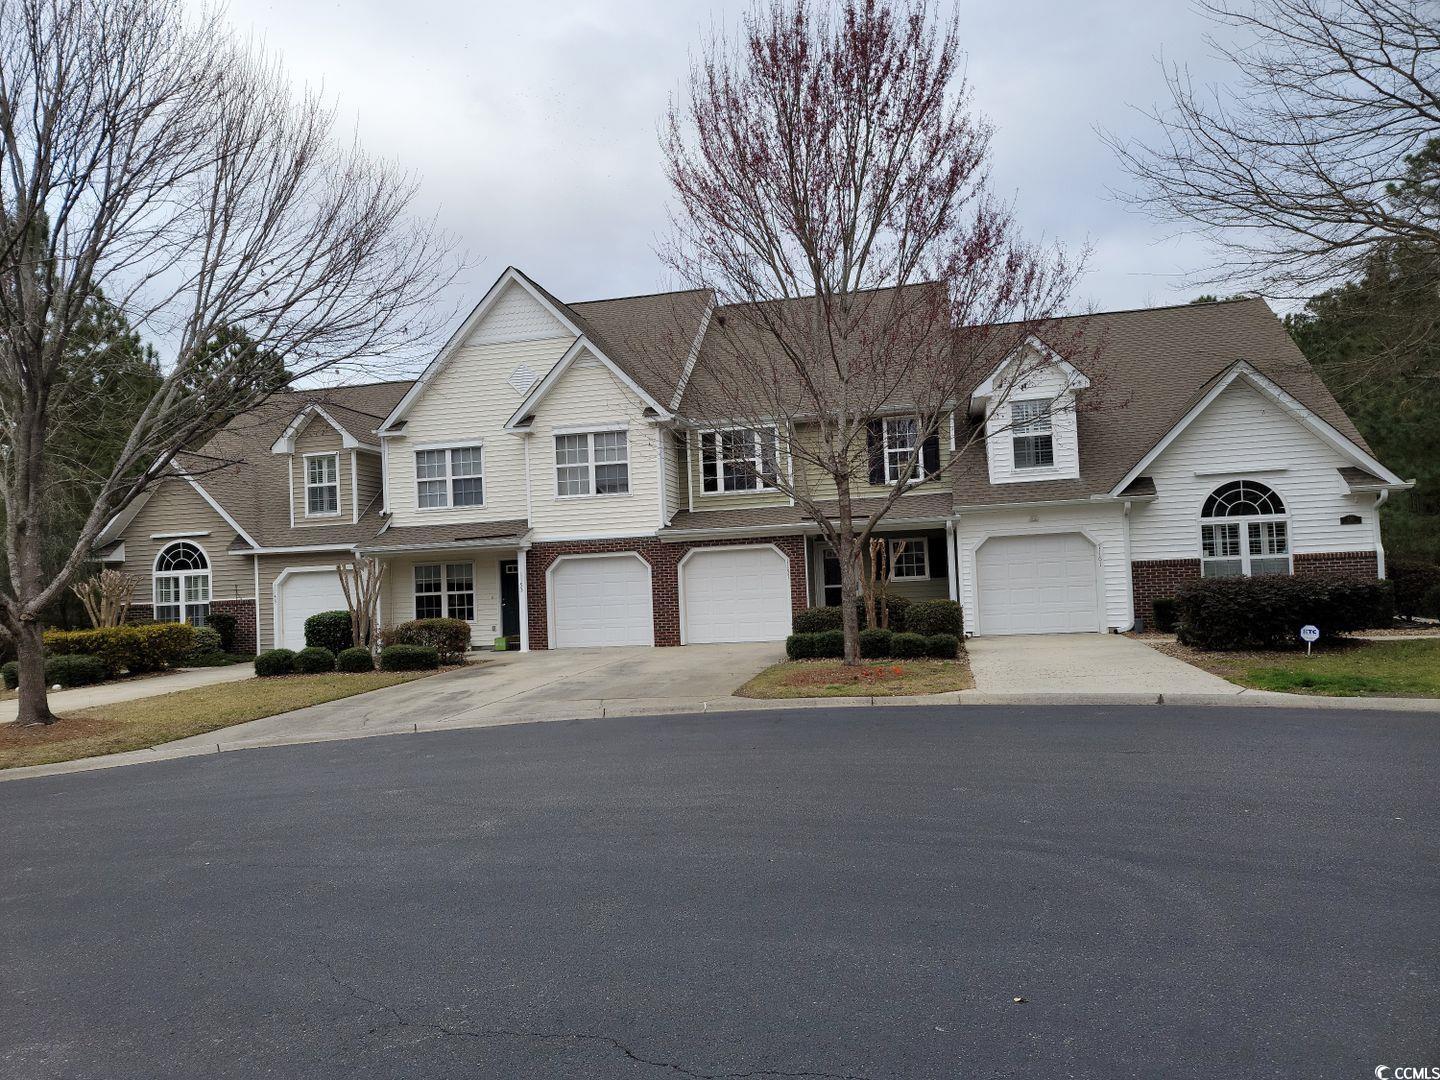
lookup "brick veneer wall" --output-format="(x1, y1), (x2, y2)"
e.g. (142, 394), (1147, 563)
(1131, 559), (1202, 625)
(1293, 550), (1380, 579)
(124, 598), (257, 655)
(525, 535), (809, 648)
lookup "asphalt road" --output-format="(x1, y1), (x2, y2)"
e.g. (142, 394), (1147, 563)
(2, 705), (1436, 1079)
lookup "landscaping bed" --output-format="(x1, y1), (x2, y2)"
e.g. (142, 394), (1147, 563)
(1145, 638), (1440, 697)
(737, 656), (975, 698)
(0, 670), (435, 770)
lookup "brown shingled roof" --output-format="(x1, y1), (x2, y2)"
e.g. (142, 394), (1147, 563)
(663, 492), (953, 534)
(358, 519), (530, 554)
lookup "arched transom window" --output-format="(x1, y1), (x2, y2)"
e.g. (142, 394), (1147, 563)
(1199, 480), (1291, 578)
(154, 541), (211, 625)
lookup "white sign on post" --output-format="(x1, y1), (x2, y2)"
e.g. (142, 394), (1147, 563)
(1300, 624), (1320, 656)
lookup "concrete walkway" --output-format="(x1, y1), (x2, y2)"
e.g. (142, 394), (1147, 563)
(0, 662), (255, 724)
(966, 632), (1241, 695)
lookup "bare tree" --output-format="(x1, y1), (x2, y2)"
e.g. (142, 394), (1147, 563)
(337, 557), (385, 653)
(71, 569), (142, 628)
(661, 0), (1092, 662)
(1108, 0), (1439, 304)
(0, 0), (457, 724)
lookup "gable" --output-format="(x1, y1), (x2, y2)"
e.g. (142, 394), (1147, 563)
(526, 346), (651, 422)
(467, 280), (573, 346)
(1151, 380), (1348, 475)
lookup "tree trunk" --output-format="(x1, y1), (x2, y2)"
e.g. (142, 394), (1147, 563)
(835, 532), (863, 665)
(14, 619), (55, 726)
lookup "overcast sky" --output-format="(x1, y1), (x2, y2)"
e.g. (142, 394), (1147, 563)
(224, 0), (1236, 340)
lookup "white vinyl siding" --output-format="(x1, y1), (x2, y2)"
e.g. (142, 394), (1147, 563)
(983, 358), (1080, 485)
(1127, 381), (1378, 560)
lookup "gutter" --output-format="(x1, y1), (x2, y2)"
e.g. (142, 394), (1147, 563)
(357, 534), (531, 557)
(659, 515), (951, 542)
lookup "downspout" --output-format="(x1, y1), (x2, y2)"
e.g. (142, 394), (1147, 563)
(1373, 490), (1389, 579)
(1120, 498), (1135, 632)
(517, 542), (530, 652)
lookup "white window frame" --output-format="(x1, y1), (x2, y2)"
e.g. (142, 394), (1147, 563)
(554, 429), (630, 499)
(887, 537), (930, 581)
(413, 562), (477, 622)
(699, 425), (780, 494)
(1010, 398), (1055, 470)
(153, 541), (212, 625)
(880, 417), (937, 486)
(303, 452), (340, 518)
(1198, 481), (1293, 578)
(414, 444), (485, 510)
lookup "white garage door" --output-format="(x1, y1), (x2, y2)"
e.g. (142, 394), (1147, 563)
(976, 533), (1099, 635)
(551, 554), (653, 648)
(276, 570), (348, 650)
(681, 546), (792, 644)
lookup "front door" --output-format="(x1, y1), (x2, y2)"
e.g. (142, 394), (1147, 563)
(499, 560), (520, 644)
(822, 548), (843, 607)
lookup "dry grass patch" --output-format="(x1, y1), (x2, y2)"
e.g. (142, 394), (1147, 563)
(1146, 638), (1440, 697)
(736, 657), (974, 699)
(0, 670), (433, 770)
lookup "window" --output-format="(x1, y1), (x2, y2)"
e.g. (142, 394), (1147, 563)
(887, 538), (930, 580)
(883, 418), (919, 483)
(414, 563), (475, 622)
(700, 428), (779, 493)
(415, 446), (484, 509)
(1199, 480), (1291, 578)
(304, 453), (339, 516)
(153, 542), (210, 625)
(1011, 399), (1054, 469)
(555, 430), (629, 497)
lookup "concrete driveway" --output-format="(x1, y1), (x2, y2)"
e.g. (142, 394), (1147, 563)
(160, 642), (784, 754)
(966, 632), (1241, 695)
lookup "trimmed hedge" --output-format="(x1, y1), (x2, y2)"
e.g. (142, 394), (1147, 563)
(44, 654), (110, 688)
(295, 646), (336, 674)
(379, 644), (440, 671)
(812, 630), (845, 659)
(1424, 584), (1440, 620)
(1175, 574), (1393, 650)
(1152, 597), (1179, 633)
(43, 623), (196, 676)
(206, 611), (238, 652)
(187, 626), (225, 661)
(1, 661), (17, 690)
(890, 632), (927, 659)
(785, 633), (815, 660)
(336, 646), (375, 673)
(791, 596), (913, 634)
(379, 618), (470, 663)
(1388, 558), (1440, 619)
(304, 610), (354, 655)
(906, 599), (962, 637)
(254, 648), (297, 677)
(793, 607), (843, 633)
(858, 628), (893, 659)
(925, 633), (960, 659)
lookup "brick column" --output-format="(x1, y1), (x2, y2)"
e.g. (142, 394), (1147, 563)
(1131, 558), (1201, 625)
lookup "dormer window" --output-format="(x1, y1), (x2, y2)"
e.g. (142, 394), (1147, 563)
(1011, 400), (1054, 469)
(305, 453), (340, 516)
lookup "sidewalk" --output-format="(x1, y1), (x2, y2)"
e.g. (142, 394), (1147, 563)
(0, 663), (254, 725)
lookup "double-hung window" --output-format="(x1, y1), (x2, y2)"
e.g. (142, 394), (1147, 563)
(883, 418), (919, 483)
(414, 563), (475, 622)
(415, 446), (484, 509)
(555, 430), (629, 497)
(887, 537), (930, 580)
(1011, 399), (1054, 469)
(700, 427), (779, 493)
(1199, 480), (1291, 578)
(304, 453), (339, 516)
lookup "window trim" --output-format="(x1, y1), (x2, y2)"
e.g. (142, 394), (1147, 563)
(1197, 480), (1293, 578)
(1010, 398), (1056, 471)
(887, 537), (931, 581)
(413, 561), (477, 623)
(880, 417), (939, 486)
(414, 443), (485, 511)
(152, 540), (212, 626)
(553, 428), (631, 499)
(302, 451), (341, 518)
(698, 425), (781, 495)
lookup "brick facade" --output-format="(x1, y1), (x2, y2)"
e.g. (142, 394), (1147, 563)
(1130, 558), (1202, 626)
(525, 535), (809, 648)
(1293, 550), (1380, 579)
(125, 598), (257, 655)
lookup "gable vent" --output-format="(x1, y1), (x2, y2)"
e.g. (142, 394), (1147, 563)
(508, 363), (539, 396)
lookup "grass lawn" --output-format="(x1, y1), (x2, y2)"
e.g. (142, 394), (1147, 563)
(0, 670), (433, 770)
(1154, 639), (1440, 697)
(736, 657), (975, 698)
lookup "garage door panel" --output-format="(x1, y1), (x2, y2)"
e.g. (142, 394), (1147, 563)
(552, 555), (653, 648)
(277, 571), (348, 650)
(976, 533), (1099, 635)
(682, 547), (792, 644)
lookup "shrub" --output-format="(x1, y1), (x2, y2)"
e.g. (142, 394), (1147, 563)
(206, 611), (238, 652)
(1175, 574), (1392, 650)
(304, 610), (353, 655)
(379, 618), (470, 663)
(785, 633), (817, 660)
(1423, 584), (1440, 621)
(43, 654), (109, 688)
(336, 646), (375, 673)
(1152, 596), (1179, 634)
(379, 644), (440, 671)
(891, 632), (927, 659)
(254, 648), (297, 677)
(294, 646), (336, 674)
(1, 661), (18, 690)
(813, 630), (846, 659)
(793, 607), (843, 633)
(924, 633), (960, 659)
(869, 594), (911, 632)
(858, 628), (893, 659)
(187, 626), (225, 661)
(43, 623), (196, 676)
(906, 599), (963, 637)
(1388, 558), (1440, 619)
